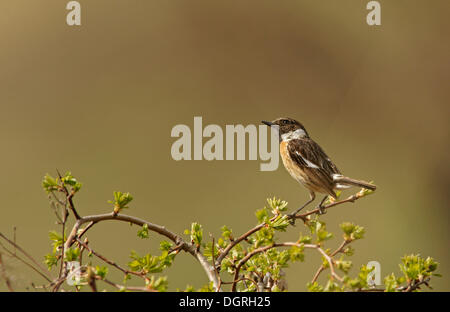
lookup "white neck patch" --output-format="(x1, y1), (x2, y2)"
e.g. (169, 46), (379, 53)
(281, 128), (307, 141)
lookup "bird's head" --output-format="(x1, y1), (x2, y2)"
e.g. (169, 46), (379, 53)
(262, 117), (309, 141)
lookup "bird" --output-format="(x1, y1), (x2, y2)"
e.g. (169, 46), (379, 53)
(262, 117), (376, 218)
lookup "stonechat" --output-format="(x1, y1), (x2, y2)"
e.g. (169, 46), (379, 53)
(262, 117), (376, 217)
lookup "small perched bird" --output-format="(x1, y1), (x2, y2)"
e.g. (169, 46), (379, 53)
(262, 117), (376, 217)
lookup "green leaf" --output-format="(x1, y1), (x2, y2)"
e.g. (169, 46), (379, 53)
(343, 246), (355, 256)
(128, 249), (175, 274)
(269, 215), (290, 232)
(183, 285), (195, 292)
(266, 197), (288, 213)
(48, 231), (65, 253)
(221, 225), (233, 241)
(137, 224), (149, 239)
(159, 241), (173, 252)
(399, 254), (439, 282)
(109, 191), (133, 214)
(308, 219), (332, 243)
(255, 207), (269, 223)
(199, 281), (215, 292)
(44, 254), (58, 270)
(307, 282), (324, 292)
(64, 247), (80, 262)
(335, 256), (352, 273)
(289, 245), (305, 262)
(384, 273), (400, 292)
(95, 266), (108, 279)
(346, 265), (374, 290)
(147, 276), (168, 292)
(324, 279), (342, 292)
(317, 228), (333, 243)
(298, 234), (312, 244)
(190, 222), (203, 246)
(42, 174), (58, 192)
(203, 242), (219, 261)
(339, 222), (365, 241)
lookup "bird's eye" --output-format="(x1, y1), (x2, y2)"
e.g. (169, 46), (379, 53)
(282, 120), (289, 125)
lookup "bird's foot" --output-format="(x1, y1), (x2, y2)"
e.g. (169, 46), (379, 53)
(317, 205), (327, 215)
(287, 213), (297, 226)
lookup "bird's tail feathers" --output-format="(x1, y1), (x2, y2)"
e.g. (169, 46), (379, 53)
(332, 174), (376, 191)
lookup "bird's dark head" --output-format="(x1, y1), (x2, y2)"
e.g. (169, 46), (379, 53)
(262, 117), (309, 141)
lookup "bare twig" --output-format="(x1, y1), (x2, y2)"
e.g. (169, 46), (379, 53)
(77, 221), (96, 240)
(215, 215), (278, 268)
(295, 193), (363, 221)
(13, 227), (16, 256)
(230, 242), (339, 291)
(0, 242), (52, 283)
(210, 237), (222, 292)
(0, 233), (52, 282)
(58, 204), (69, 279)
(400, 277), (431, 292)
(63, 212), (220, 291)
(0, 253), (14, 291)
(75, 238), (144, 279)
(56, 169), (81, 220)
(311, 240), (349, 283)
(96, 276), (158, 292)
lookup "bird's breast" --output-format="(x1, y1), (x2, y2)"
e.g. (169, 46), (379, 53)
(280, 141), (307, 184)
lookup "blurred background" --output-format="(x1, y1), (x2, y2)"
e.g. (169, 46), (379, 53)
(0, 0), (449, 291)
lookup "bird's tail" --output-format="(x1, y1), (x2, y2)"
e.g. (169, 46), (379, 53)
(332, 174), (376, 191)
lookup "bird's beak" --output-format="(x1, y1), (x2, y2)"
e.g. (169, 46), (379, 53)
(262, 120), (274, 127)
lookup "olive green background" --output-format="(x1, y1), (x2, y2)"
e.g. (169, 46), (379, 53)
(0, 0), (449, 291)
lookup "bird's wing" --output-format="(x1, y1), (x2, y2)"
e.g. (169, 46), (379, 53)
(287, 138), (340, 195)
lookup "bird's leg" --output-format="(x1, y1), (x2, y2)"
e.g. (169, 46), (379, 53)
(316, 195), (329, 215)
(288, 191), (315, 224)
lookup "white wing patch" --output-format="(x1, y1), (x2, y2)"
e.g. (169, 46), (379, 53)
(296, 151), (320, 169)
(335, 183), (351, 189)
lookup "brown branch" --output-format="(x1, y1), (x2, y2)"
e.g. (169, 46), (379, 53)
(216, 191), (369, 271)
(222, 277), (258, 288)
(0, 242), (52, 283)
(295, 193), (364, 221)
(77, 221), (96, 240)
(62, 212), (220, 291)
(66, 192), (81, 220)
(230, 242), (325, 291)
(311, 240), (350, 283)
(210, 237), (222, 292)
(87, 268), (97, 292)
(311, 266), (325, 284)
(75, 238), (144, 279)
(0, 253), (14, 292)
(13, 227), (16, 256)
(96, 276), (158, 292)
(400, 277), (431, 292)
(0, 233), (53, 282)
(315, 246), (343, 282)
(58, 205), (69, 279)
(56, 169), (81, 220)
(215, 215), (278, 268)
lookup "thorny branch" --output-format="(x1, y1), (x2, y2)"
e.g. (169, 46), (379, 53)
(49, 185), (361, 292)
(0, 171), (438, 292)
(230, 242), (342, 291)
(311, 240), (350, 284)
(60, 212), (220, 291)
(0, 253), (14, 292)
(0, 233), (53, 283)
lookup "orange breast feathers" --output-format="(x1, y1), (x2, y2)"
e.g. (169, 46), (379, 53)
(280, 141), (308, 184)
(279, 140), (334, 195)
